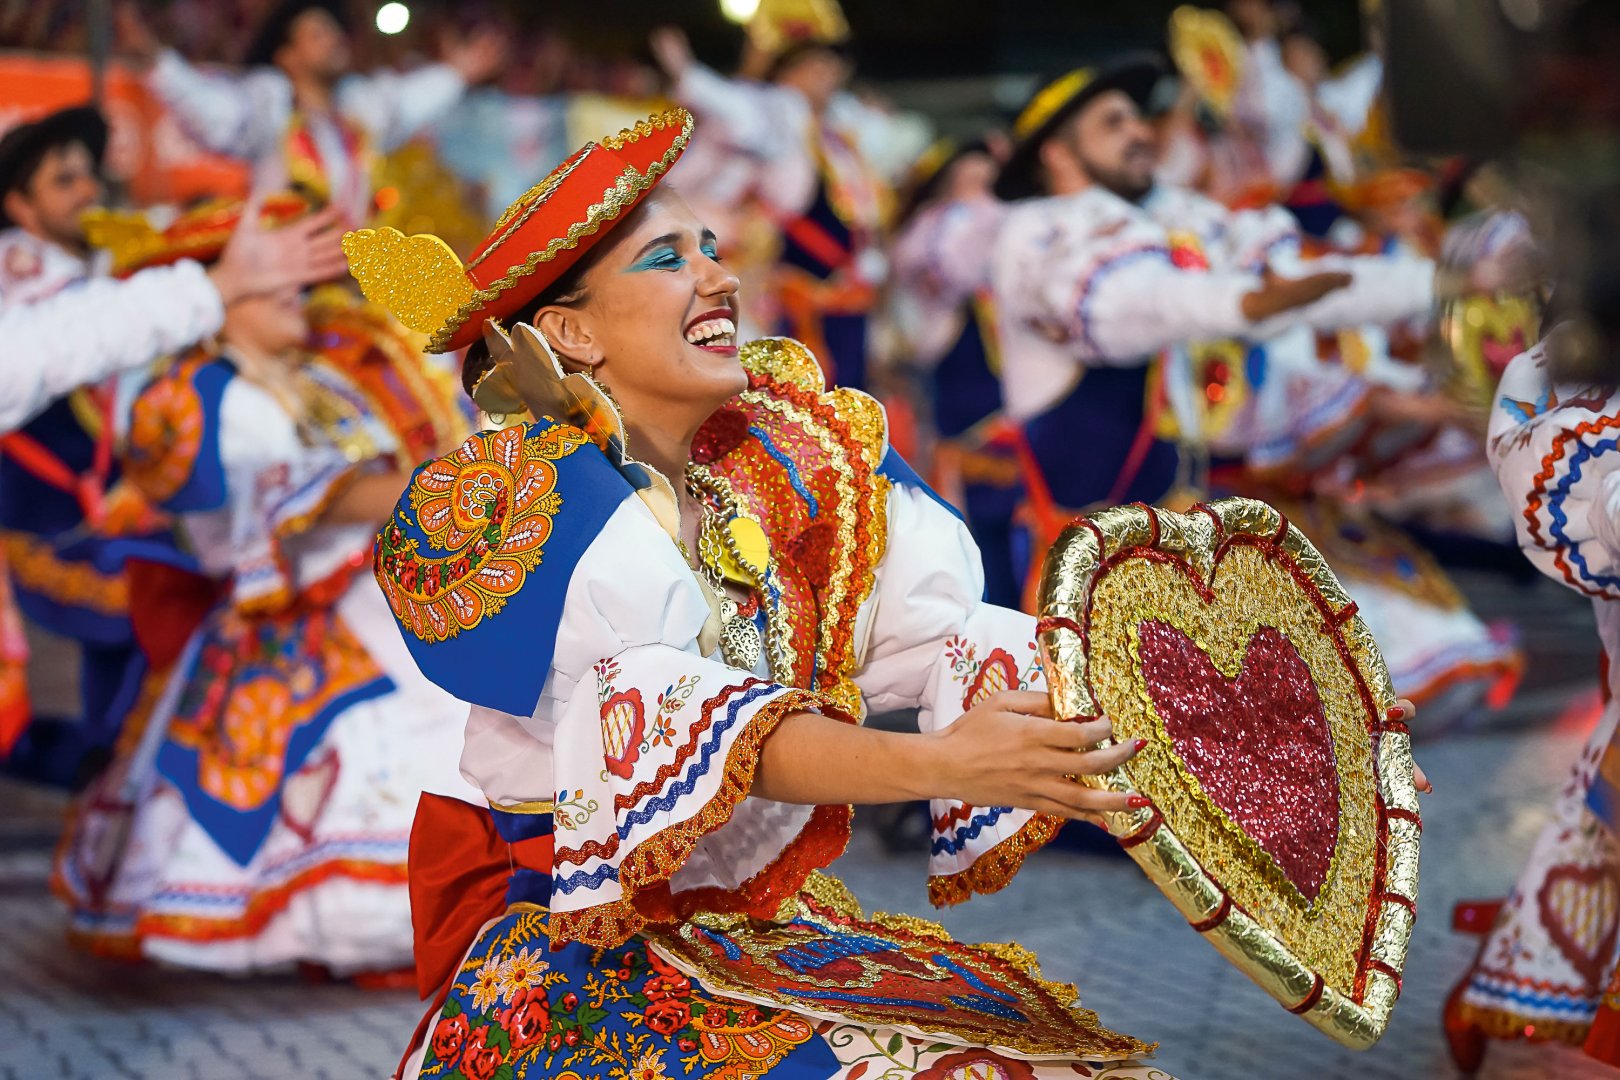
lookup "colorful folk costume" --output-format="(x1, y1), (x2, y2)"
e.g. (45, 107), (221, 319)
(1445, 343), (1620, 1069)
(52, 197), (478, 974)
(888, 151), (1021, 607)
(344, 108), (1171, 1080)
(145, 0), (473, 221)
(0, 107), (173, 786)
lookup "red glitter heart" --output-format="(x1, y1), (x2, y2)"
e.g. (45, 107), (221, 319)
(1137, 619), (1340, 902)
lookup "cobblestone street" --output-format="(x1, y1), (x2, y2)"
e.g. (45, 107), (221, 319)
(0, 572), (1616, 1078)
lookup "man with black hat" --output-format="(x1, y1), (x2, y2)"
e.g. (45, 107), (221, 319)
(119, 0), (506, 224)
(0, 103), (348, 787)
(988, 56), (1441, 542)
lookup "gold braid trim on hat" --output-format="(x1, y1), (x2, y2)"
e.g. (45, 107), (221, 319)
(342, 109), (693, 354)
(1014, 69), (1092, 140)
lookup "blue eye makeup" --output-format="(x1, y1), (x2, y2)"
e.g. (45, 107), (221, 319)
(628, 246), (685, 273)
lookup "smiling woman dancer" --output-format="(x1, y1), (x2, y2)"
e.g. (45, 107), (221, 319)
(350, 108), (1176, 1080)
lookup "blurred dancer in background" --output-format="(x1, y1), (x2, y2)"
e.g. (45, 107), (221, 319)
(53, 194), (478, 978)
(887, 137), (1022, 606)
(0, 105), (344, 788)
(116, 0), (506, 221)
(653, 0), (916, 391)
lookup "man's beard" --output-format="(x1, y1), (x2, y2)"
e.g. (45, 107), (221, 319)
(1080, 147), (1156, 204)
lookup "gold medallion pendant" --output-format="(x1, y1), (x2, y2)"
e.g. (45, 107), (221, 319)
(1036, 497), (1420, 1049)
(717, 596), (764, 671)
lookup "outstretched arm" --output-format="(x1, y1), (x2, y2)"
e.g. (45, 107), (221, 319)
(754, 695), (1139, 818)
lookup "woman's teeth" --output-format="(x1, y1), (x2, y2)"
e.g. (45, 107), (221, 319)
(684, 317), (736, 348)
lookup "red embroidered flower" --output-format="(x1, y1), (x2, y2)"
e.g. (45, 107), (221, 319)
(498, 985), (550, 1051)
(560, 991), (579, 1012)
(643, 969), (691, 1003)
(916, 1049), (1039, 1080)
(460, 1026), (506, 1080)
(643, 996), (692, 1035)
(430, 1013), (469, 1062)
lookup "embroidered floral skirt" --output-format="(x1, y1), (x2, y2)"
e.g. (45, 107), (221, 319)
(407, 879), (1175, 1080)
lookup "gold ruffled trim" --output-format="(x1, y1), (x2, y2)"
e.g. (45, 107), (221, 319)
(1451, 998), (1591, 1046)
(549, 687), (850, 948)
(927, 812), (1066, 908)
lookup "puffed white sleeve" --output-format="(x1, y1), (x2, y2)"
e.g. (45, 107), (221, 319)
(1487, 343), (1620, 599)
(528, 496), (853, 947)
(148, 49), (289, 160)
(0, 261), (223, 433)
(854, 473), (1067, 906)
(995, 203), (1256, 367)
(1255, 243), (1437, 336)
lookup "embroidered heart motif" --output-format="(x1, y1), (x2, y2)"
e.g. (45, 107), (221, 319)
(601, 689), (646, 780)
(281, 746), (340, 844)
(1037, 499), (1420, 1049)
(1138, 620), (1340, 902)
(1538, 863), (1620, 987)
(963, 648), (1018, 710)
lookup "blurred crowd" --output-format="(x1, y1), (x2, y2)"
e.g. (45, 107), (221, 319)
(0, 0), (1583, 1072)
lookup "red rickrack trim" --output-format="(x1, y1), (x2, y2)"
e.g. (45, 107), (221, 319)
(1368, 958), (1404, 997)
(1524, 412), (1620, 598)
(1386, 806), (1422, 828)
(1034, 615), (1084, 637)
(1115, 807), (1163, 850)
(1136, 502), (1162, 547)
(1325, 600), (1359, 629)
(1381, 891), (1417, 915)
(1286, 974), (1326, 1014)
(1191, 501), (1226, 538)
(1271, 512), (1292, 545)
(1188, 892), (1232, 933)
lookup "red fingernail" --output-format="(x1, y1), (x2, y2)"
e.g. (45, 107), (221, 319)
(1386, 705), (1404, 720)
(1127, 795), (1151, 809)
(1133, 738), (1148, 752)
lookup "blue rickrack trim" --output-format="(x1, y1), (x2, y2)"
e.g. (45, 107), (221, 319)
(1547, 435), (1620, 594)
(930, 805), (1013, 856)
(1465, 980), (1594, 1014)
(552, 682), (781, 895)
(749, 424), (818, 516)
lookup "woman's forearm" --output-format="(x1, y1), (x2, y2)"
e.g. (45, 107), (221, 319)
(753, 710), (944, 806)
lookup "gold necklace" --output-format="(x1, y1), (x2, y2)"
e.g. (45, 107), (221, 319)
(680, 506), (764, 672)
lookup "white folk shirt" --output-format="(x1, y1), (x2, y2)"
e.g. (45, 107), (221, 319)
(0, 227), (223, 434)
(148, 49), (467, 223)
(989, 184), (1436, 421)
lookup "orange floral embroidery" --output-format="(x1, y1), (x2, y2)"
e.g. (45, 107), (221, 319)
(124, 357), (207, 504)
(375, 422), (587, 642)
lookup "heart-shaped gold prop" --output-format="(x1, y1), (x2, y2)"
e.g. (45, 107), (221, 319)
(1036, 497), (1421, 1048)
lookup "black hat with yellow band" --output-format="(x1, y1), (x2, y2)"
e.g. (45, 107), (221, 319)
(993, 55), (1166, 202)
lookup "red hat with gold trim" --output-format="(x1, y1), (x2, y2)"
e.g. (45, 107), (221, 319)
(343, 108), (693, 354)
(83, 193), (312, 277)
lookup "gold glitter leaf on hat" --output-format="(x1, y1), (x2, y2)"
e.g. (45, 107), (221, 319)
(81, 209), (165, 276)
(341, 227), (475, 336)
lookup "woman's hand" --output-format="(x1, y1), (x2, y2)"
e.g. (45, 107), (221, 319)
(930, 690), (1143, 822)
(1390, 698), (1434, 794)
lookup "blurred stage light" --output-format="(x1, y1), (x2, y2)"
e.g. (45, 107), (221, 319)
(720, 0), (760, 24)
(376, 2), (410, 34)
